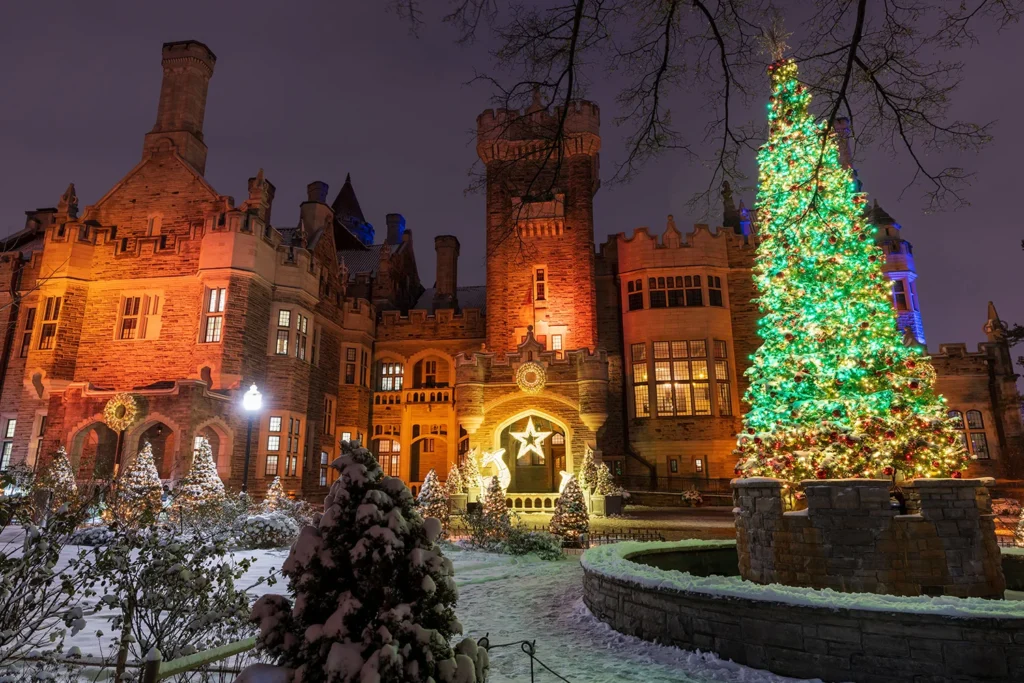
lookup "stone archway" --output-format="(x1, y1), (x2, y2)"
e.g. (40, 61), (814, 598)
(69, 421), (119, 481)
(193, 417), (234, 480)
(124, 413), (184, 480)
(490, 410), (573, 494)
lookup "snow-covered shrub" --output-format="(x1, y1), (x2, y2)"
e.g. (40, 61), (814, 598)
(93, 525), (267, 664)
(233, 512), (301, 549)
(262, 476), (288, 512)
(417, 469), (450, 535)
(682, 488), (703, 506)
(0, 496), (101, 667)
(503, 527), (563, 561)
(70, 524), (114, 547)
(247, 439), (487, 683)
(107, 442), (162, 527)
(992, 498), (1020, 518)
(445, 464), (466, 496)
(171, 437), (226, 525)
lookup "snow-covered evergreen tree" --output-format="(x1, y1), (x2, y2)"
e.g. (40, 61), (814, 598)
(462, 450), (482, 498)
(445, 464), (466, 496)
(593, 463), (617, 496)
(173, 437), (226, 519)
(109, 442), (162, 526)
(577, 448), (598, 493)
(262, 476), (287, 512)
(249, 439), (487, 683)
(481, 475), (509, 527)
(417, 469), (450, 535)
(35, 445), (78, 509)
(550, 476), (588, 543)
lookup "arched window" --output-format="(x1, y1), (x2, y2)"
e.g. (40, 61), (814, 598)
(377, 361), (404, 391)
(949, 409), (989, 459)
(966, 410), (984, 430)
(948, 410), (964, 430)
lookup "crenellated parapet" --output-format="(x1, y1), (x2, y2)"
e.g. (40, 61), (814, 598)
(377, 306), (486, 341)
(611, 216), (756, 274)
(476, 99), (601, 163)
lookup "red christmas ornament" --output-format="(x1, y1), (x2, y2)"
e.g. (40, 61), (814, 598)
(909, 381), (920, 390)
(904, 453), (914, 462)
(884, 430), (896, 440)
(883, 466), (894, 476)
(951, 470), (962, 479)
(931, 461), (941, 469)
(832, 409), (841, 417)
(815, 469), (828, 479)
(785, 333), (795, 342)
(794, 374), (803, 382)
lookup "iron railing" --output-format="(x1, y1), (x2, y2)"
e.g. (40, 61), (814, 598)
(614, 475), (733, 494)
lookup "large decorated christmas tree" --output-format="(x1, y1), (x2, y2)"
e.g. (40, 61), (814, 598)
(248, 440), (487, 683)
(109, 441), (163, 525)
(734, 57), (968, 486)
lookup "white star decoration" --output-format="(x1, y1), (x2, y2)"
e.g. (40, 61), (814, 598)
(510, 417), (553, 462)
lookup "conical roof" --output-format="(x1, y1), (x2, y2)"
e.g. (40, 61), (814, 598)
(331, 173), (365, 222)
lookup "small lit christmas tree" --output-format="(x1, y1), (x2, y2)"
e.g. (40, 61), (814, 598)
(593, 463), (617, 496)
(35, 445), (78, 509)
(482, 475), (509, 526)
(735, 57), (968, 486)
(248, 439), (488, 683)
(578, 447), (598, 493)
(417, 468), (450, 535)
(109, 442), (162, 526)
(262, 476), (287, 512)
(173, 437), (226, 519)
(445, 463), (466, 496)
(462, 449), (482, 498)
(550, 476), (589, 543)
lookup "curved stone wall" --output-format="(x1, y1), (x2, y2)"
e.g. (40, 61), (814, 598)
(582, 542), (1024, 682)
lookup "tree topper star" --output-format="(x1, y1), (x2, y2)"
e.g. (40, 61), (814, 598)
(510, 417), (553, 462)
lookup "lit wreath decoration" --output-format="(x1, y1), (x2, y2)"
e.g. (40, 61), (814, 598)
(103, 393), (138, 433)
(515, 361), (547, 394)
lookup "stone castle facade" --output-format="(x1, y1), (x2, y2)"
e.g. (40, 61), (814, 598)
(1, 40), (1020, 501)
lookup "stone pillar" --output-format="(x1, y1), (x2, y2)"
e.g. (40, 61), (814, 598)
(732, 478), (784, 584)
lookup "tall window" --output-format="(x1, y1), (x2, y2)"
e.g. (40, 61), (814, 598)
(551, 335), (562, 355)
(949, 409), (989, 459)
(648, 277), (667, 308)
(654, 340), (711, 416)
(38, 296), (61, 350)
(534, 268), (546, 302)
(631, 343), (650, 418)
(20, 307), (35, 357)
(275, 310), (291, 355)
(203, 287), (226, 343)
(708, 276), (723, 307)
(626, 279), (643, 311)
(319, 451), (330, 486)
(285, 419), (300, 476)
(323, 397), (335, 436)
(379, 362), (404, 391)
(0, 419), (14, 471)
(424, 360), (437, 386)
(345, 348), (356, 384)
(267, 416), (281, 455)
(377, 438), (401, 477)
(311, 326), (320, 365)
(295, 314), (309, 360)
(361, 350), (369, 386)
(714, 340), (732, 416)
(892, 280), (909, 311)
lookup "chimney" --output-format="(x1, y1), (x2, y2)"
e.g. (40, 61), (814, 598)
(386, 214), (406, 244)
(247, 169), (276, 226)
(833, 118), (853, 170)
(143, 40), (217, 175)
(307, 181), (329, 204)
(433, 235), (460, 309)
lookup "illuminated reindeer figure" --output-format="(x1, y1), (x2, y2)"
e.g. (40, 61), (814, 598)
(479, 447), (511, 495)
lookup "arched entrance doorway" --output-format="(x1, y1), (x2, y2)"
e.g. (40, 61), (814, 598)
(70, 422), (119, 480)
(194, 419), (233, 480)
(138, 422), (177, 480)
(492, 413), (569, 493)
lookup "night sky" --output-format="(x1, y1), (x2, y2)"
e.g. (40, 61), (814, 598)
(1, 2), (1021, 359)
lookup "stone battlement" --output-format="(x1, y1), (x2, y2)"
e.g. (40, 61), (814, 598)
(377, 307), (485, 341)
(733, 477), (1005, 598)
(477, 100), (600, 141)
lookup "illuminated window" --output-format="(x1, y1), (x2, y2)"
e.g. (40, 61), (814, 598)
(654, 340), (711, 416)
(275, 310), (290, 355)
(202, 287), (226, 343)
(378, 362), (404, 391)
(695, 458), (704, 473)
(0, 441), (12, 471)
(708, 276), (723, 307)
(267, 435), (280, 451)
(631, 342), (650, 418)
(269, 416), (282, 433)
(551, 335), (562, 355)
(714, 341), (732, 416)
(341, 431), (352, 443)
(4, 419), (15, 439)
(38, 296), (62, 350)
(295, 314), (309, 360)
(376, 439), (401, 477)
(950, 409), (989, 459)
(264, 454), (279, 476)
(20, 308), (35, 357)
(669, 459), (678, 473)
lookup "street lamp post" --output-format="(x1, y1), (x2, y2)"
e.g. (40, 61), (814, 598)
(241, 383), (262, 493)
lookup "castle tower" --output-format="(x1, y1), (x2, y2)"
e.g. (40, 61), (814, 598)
(476, 96), (601, 353)
(143, 40), (217, 174)
(433, 235), (460, 310)
(869, 200), (925, 344)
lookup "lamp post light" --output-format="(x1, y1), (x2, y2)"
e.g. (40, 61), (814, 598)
(241, 383), (262, 493)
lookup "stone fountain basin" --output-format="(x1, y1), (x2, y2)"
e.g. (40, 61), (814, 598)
(581, 540), (1024, 683)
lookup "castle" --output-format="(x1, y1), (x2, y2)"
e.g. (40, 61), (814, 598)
(1, 40), (1020, 503)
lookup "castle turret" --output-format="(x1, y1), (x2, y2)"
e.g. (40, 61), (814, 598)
(476, 97), (601, 353)
(870, 200), (924, 344)
(299, 181), (333, 244)
(143, 40), (216, 174)
(331, 174), (374, 247)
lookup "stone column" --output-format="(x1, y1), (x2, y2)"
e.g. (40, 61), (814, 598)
(732, 478), (784, 584)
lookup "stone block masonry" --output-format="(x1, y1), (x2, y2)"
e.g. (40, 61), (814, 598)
(734, 478), (1006, 598)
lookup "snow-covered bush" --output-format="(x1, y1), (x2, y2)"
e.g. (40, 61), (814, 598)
(172, 437), (226, 525)
(93, 525), (268, 664)
(0, 497), (101, 667)
(34, 447), (78, 513)
(992, 498), (1021, 518)
(107, 442), (162, 527)
(445, 464), (466, 496)
(70, 524), (114, 547)
(247, 439), (487, 683)
(417, 469), (450, 535)
(233, 512), (301, 549)
(502, 527), (563, 561)
(262, 476), (288, 512)
(682, 488), (703, 506)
